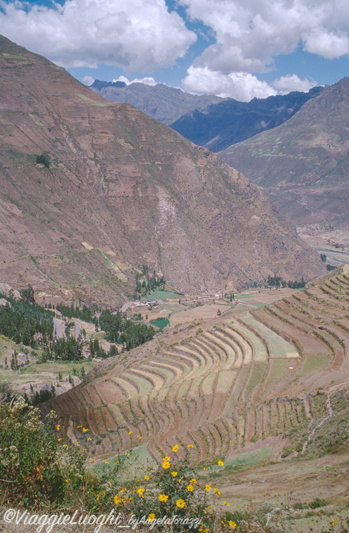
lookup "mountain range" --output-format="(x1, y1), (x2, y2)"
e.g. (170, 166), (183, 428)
(0, 35), (324, 305)
(91, 80), (324, 152)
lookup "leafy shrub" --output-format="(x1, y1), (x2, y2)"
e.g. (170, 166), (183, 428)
(35, 152), (50, 168)
(0, 398), (88, 506)
(309, 497), (329, 509)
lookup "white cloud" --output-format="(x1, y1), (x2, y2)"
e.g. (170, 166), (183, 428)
(113, 75), (158, 86)
(273, 74), (317, 95)
(82, 75), (95, 86)
(0, 0), (197, 72)
(182, 67), (277, 101)
(304, 30), (349, 59)
(178, 0), (349, 73)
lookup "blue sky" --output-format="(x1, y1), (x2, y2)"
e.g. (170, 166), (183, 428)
(0, 0), (349, 101)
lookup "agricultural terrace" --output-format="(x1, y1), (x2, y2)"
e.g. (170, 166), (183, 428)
(44, 266), (349, 471)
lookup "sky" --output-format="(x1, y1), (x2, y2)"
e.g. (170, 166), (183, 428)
(0, 0), (349, 101)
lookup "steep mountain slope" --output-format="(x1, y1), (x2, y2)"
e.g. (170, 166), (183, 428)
(0, 36), (323, 305)
(91, 80), (222, 125)
(220, 78), (349, 237)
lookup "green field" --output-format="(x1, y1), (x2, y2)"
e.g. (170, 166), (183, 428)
(145, 290), (182, 301)
(266, 359), (291, 384)
(225, 447), (271, 468)
(301, 354), (331, 374)
(150, 317), (170, 329)
(241, 314), (298, 358)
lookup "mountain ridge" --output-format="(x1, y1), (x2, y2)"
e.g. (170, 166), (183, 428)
(91, 79), (325, 151)
(219, 77), (349, 240)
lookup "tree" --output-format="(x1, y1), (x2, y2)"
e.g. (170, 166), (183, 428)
(20, 285), (35, 303)
(36, 152), (50, 168)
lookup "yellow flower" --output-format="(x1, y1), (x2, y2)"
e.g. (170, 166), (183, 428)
(172, 444), (179, 452)
(176, 499), (186, 508)
(177, 478), (182, 483)
(171, 471), (178, 477)
(114, 495), (121, 506)
(162, 460), (170, 469)
(83, 428), (89, 432)
(203, 467), (207, 471)
(190, 478), (197, 485)
(144, 475), (150, 481)
(58, 438), (62, 441)
(105, 461), (109, 464)
(163, 456), (170, 461)
(224, 501), (230, 506)
(129, 431), (132, 435)
(137, 435), (142, 439)
(205, 484), (211, 492)
(332, 519), (338, 526)
(77, 425), (82, 429)
(126, 453), (130, 457)
(218, 460), (224, 466)
(137, 488), (145, 495)
(87, 437), (92, 441)
(187, 485), (194, 492)
(159, 494), (169, 502)
(214, 488), (220, 496)
(55, 425), (60, 431)
(188, 444), (194, 448)
(91, 459), (95, 463)
(148, 513), (155, 523)
(229, 521), (237, 529)
(77, 441), (80, 444)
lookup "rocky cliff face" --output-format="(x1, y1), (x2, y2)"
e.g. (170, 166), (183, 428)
(0, 36), (324, 305)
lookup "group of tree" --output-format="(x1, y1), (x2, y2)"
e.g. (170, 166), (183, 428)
(55, 302), (96, 323)
(267, 275), (306, 289)
(1, 285), (157, 365)
(41, 337), (83, 362)
(23, 384), (56, 406)
(0, 289), (54, 348)
(98, 309), (155, 350)
(134, 265), (165, 297)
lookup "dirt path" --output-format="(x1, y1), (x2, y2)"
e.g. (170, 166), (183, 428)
(74, 319), (82, 340)
(53, 317), (64, 339)
(301, 392), (333, 454)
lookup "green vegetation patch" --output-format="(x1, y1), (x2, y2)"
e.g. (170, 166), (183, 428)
(225, 447), (271, 469)
(266, 359), (291, 384)
(3, 53), (25, 60)
(242, 314), (298, 358)
(92, 444), (156, 480)
(145, 290), (182, 301)
(301, 354), (331, 374)
(77, 93), (107, 106)
(244, 362), (267, 398)
(150, 317), (170, 329)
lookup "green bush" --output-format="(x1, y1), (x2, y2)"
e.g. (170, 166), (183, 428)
(309, 497), (329, 509)
(35, 153), (50, 168)
(0, 398), (89, 506)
